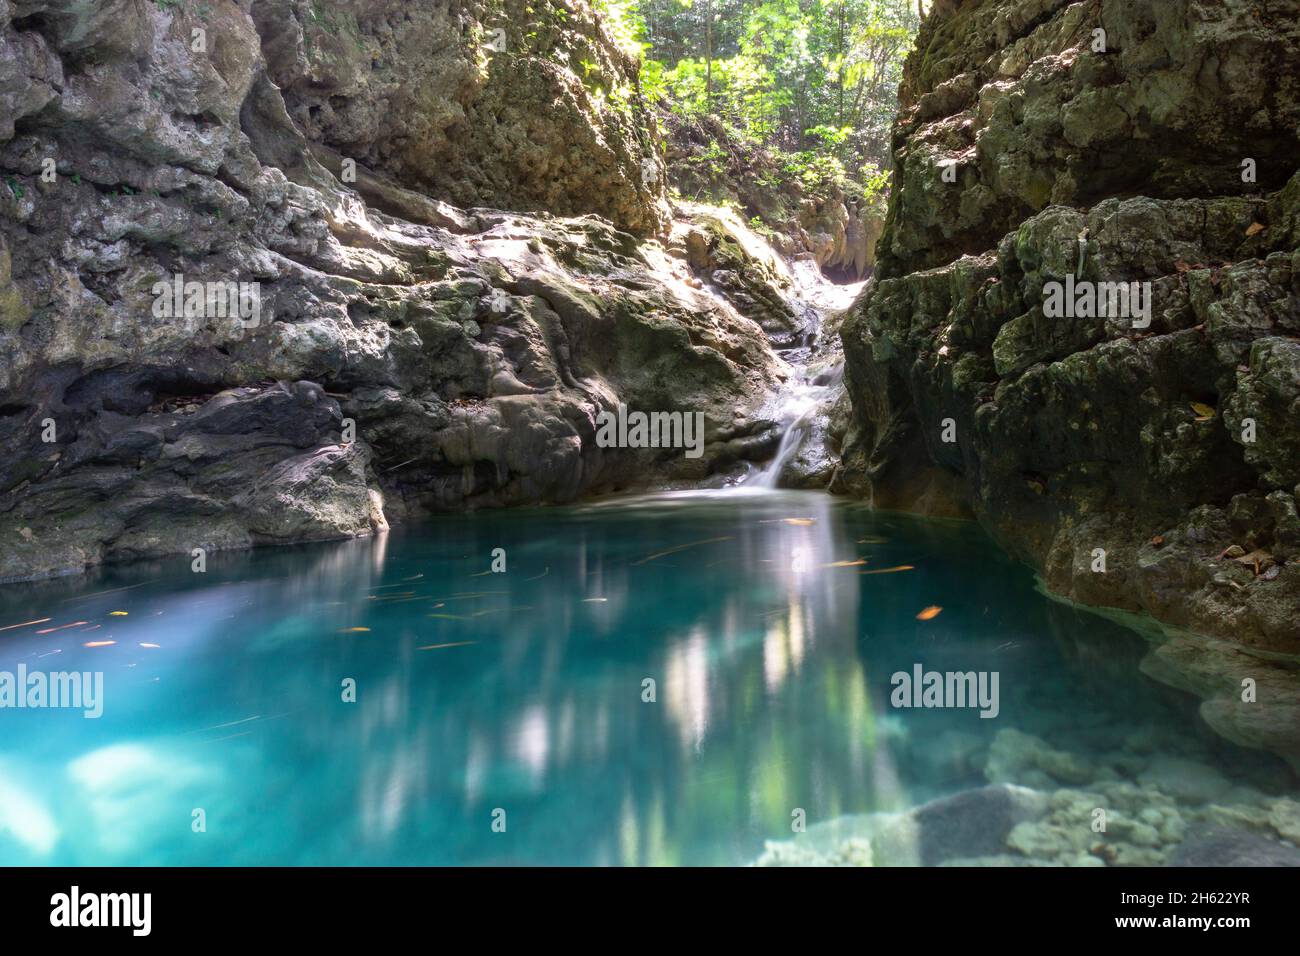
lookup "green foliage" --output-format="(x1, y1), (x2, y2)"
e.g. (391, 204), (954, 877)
(631, 0), (920, 198)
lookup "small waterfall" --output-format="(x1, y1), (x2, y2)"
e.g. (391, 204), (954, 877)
(747, 259), (864, 490)
(751, 360), (844, 488)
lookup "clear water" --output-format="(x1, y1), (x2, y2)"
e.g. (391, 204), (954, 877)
(0, 490), (1292, 865)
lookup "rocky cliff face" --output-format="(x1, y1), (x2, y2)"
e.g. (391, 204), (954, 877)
(665, 114), (886, 282)
(0, 0), (784, 582)
(252, 0), (670, 235)
(837, 0), (1300, 761)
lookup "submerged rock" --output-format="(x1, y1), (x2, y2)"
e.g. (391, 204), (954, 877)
(1170, 829), (1300, 867)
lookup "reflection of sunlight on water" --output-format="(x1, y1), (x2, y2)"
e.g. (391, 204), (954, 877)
(0, 489), (1026, 864)
(464, 733), (488, 804)
(361, 754), (413, 840)
(514, 703), (550, 786)
(666, 626), (710, 753)
(0, 764), (58, 856)
(764, 600), (808, 695)
(68, 741), (220, 858)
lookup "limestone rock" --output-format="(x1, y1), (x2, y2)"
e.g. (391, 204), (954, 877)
(836, 0), (1300, 761)
(0, 1), (780, 581)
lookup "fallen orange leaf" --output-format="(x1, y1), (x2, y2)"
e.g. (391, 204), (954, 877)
(916, 606), (943, 621)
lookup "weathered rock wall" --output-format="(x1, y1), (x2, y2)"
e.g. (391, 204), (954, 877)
(665, 113), (885, 281)
(0, 0), (778, 582)
(839, 0), (1300, 658)
(253, 0), (670, 235)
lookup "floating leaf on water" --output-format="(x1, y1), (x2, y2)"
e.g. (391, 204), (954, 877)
(0, 617), (51, 632)
(631, 536), (734, 566)
(916, 606), (943, 621)
(35, 621), (89, 634)
(108, 610), (128, 616)
(417, 641), (477, 651)
(822, 559), (867, 568)
(783, 518), (815, 526)
(83, 641), (116, 648)
(340, 627), (370, 633)
(859, 565), (915, 575)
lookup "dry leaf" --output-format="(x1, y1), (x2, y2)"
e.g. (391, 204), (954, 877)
(916, 606), (943, 621)
(632, 536), (734, 565)
(0, 618), (51, 632)
(1150, 535), (1165, 547)
(1245, 222), (1266, 237)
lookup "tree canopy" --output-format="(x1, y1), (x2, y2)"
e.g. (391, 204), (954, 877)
(602, 0), (923, 200)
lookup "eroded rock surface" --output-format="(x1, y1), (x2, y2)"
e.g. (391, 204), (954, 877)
(0, 0), (781, 581)
(838, 0), (1300, 656)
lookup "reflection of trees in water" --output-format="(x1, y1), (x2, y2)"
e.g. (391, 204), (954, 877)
(222, 496), (893, 863)
(23, 495), (1288, 865)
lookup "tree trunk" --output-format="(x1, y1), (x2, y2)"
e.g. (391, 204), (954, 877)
(705, 0), (714, 110)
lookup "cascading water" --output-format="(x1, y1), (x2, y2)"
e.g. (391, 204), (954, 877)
(748, 260), (865, 489)
(750, 358), (844, 488)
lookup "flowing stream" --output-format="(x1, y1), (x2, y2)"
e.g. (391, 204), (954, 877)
(748, 260), (863, 488)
